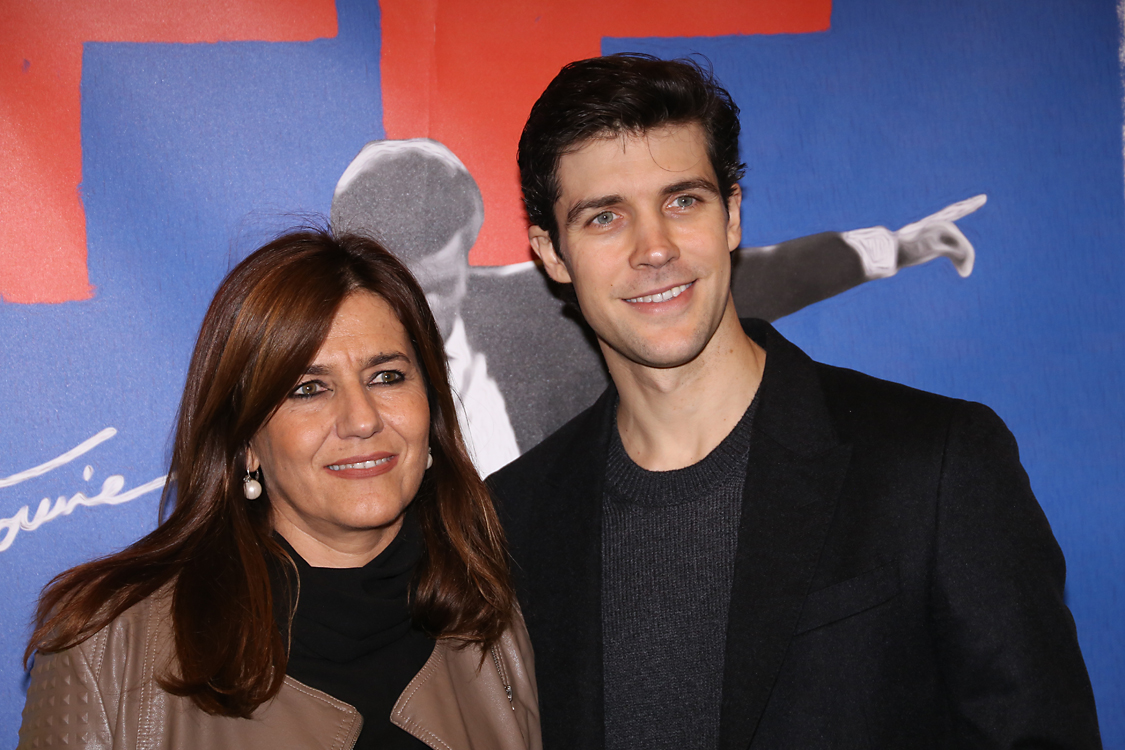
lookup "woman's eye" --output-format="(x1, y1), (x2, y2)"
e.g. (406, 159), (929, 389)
(291, 381), (324, 398)
(372, 370), (404, 385)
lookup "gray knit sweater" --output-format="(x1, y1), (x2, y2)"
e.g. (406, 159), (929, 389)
(601, 397), (758, 750)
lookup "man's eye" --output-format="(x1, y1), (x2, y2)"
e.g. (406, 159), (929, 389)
(372, 370), (404, 385)
(591, 211), (615, 226)
(672, 195), (697, 209)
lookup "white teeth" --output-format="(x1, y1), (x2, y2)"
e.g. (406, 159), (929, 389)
(328, 457), (392, 471)
(626, 282), (691, 304)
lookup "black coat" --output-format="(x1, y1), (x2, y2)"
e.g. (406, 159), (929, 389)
(489, 319), (1101, 749)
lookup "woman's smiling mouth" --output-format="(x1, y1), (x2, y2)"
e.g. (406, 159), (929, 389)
(327, 456), (395, 471)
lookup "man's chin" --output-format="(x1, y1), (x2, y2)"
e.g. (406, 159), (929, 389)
(601, 337), (710, 371)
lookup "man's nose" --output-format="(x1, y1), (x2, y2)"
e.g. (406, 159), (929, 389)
(630, 212), (679, 270)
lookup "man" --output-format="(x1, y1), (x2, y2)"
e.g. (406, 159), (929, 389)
(489, 54), (1100, 749)
(331, 139), (522, 476)
(332, 139), (983, 469)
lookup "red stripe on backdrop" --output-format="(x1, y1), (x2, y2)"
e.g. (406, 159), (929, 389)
(381, 0), (832, 267)
(0, 0), (337, 304)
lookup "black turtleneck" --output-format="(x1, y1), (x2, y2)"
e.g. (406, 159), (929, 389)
(272, 515), (435, 750)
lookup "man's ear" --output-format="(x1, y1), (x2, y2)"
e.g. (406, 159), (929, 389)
(725, 184), (743, 253)
(529, 225), (573, 284)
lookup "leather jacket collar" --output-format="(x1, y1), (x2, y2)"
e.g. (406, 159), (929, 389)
(19, 587), (540, 750)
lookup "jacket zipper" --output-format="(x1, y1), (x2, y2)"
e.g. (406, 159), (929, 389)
(490, 645), (514, 704)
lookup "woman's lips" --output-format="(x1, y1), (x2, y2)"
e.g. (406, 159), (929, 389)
(325, 453), (397, 478)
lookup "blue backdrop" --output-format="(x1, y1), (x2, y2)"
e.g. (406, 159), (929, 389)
(1, 0), (1121, 741)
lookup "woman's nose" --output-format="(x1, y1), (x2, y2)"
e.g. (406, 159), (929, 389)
(337, 383), (384, 438)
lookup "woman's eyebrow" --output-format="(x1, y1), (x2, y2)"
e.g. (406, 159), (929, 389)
(303, 352), (409, 376)
(363, 352), (410, 369)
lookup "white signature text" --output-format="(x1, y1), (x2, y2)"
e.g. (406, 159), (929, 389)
(0, 428), (166, 552)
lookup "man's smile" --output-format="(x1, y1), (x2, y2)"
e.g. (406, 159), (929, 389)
(624, 281), (693, 304)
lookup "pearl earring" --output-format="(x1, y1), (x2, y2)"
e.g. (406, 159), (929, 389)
(243, 468), (262, 500)
(426, 449), (433, 469)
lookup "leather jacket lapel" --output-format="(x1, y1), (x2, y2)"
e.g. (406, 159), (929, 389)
(719, 321), (852, 750)
(391, 618), (542, 750)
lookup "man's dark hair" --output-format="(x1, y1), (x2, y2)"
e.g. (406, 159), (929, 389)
(518, 53), (746, 249)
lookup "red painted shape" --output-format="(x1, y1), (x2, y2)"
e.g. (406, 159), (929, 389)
(0, 0), (337, 303)
(381, 0), (832, 266)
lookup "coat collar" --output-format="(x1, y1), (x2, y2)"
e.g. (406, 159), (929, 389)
(741, 318), (841, 456)
(719, 319), (853, 750)
(533, 320), (851, 750)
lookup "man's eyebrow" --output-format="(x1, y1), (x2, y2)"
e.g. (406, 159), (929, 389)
(566, 195), (623, 228)
(303, 352), (410, 376)
(662, 178), (721, 197)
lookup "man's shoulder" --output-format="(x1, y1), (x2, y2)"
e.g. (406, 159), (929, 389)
(490, 394), (607, 484)
(809, 358), (1003, 450)
(745, 317), (973, 430)
(815, 359), (959, 412)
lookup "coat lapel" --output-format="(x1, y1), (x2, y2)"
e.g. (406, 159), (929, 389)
(719, 321), (853, 750)
(523, 390), (615, 750)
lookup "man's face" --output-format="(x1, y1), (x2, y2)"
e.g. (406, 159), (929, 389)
(408, 229), (471, 341)
(530, 123), (742, 372)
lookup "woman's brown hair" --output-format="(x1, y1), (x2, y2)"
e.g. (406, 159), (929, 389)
(26, 228), (515, 717)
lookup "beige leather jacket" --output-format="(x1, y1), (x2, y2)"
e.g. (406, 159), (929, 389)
(18, 589), (541, 750)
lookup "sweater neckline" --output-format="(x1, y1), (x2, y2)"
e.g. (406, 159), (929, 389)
(605, 393), (759, 507)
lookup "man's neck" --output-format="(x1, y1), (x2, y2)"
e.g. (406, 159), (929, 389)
(607, 304), (765, 472)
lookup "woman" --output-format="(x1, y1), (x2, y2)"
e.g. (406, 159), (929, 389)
(18, 229), (540, 749)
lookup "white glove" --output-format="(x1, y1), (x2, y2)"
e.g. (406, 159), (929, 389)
(843, 194), (986, 279)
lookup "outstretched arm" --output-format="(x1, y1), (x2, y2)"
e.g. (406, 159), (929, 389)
(731, 195), (985, 322)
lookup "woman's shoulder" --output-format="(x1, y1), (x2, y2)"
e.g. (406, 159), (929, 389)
(38, 583), (172, 663)
(19, 586), (174, 748)
(83, 583), (176, 664)
(38, 584), (174, 689)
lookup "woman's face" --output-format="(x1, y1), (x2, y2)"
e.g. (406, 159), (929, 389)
(247, 292), (431, 567)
